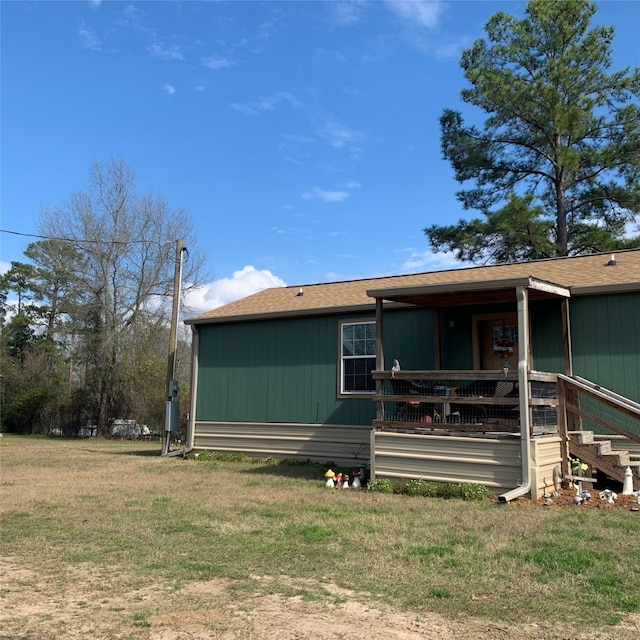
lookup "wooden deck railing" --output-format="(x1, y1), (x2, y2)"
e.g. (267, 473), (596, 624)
(372, 370), (559, 437)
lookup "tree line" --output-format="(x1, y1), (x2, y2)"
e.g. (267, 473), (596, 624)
(1, 159), (206, 436)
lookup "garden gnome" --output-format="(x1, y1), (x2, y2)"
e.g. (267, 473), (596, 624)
(351, 471), (362, 489)
(324, 469), (335, 488)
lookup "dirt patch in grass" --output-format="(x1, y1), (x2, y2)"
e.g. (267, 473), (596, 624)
(2, 555), (639, 639)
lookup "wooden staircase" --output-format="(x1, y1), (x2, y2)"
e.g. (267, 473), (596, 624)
(558, 374), (640, 491)
(568, 431), (640, 489)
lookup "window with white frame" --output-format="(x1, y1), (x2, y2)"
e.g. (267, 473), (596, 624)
(340, 320), (376, 394)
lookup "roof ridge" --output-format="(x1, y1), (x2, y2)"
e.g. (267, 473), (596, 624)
(283, 249), (639, 289)
(187, 249), (640, 324)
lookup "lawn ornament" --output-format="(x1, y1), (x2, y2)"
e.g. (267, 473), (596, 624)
(580, 490), (591, 503)
(324, 469), (335, 488)
(342, 474), (350, 488)
(391, 359), (401, 378)
(351, 471), (362, 488)
(552, 465), (562, 496)
(335, 472), (343, 487)
(599, 489), (618, 505)
(622, 467), (634, 495)
(572, 494), (584, 505)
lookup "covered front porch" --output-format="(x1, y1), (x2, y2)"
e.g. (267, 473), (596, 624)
(367, 276), (573, 501)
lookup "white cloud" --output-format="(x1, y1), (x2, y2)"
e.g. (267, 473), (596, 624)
(116, 4), (140, 29)
(163, 83), (176, 96)
(328, 1), (367, 26)
(89, 0), (102, 8)
(317, 117), (366, 159)
(400, 249), (467, 273)
(302, 188), (350, 203)
(78, 23), (101, 51)
(257, 92), (303, 110)
(0, 261), (10, 275)
(384, 0), (444, 29)
(435, 36), (473, 60)
(183, 266), (286, 315)
(231, 92), (304, 116)
(203, 56), (234, 70)
(148, 43), (185, 61)
(230, 103), (259, 116)
(314, 48), (347, 64)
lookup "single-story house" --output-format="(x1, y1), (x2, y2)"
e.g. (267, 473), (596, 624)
(184, 250), (640, 499)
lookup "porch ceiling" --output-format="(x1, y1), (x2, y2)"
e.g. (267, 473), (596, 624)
(367, 276), (570, 308)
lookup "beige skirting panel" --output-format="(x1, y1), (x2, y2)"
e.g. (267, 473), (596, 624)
(371, 431), (523, 491)
(193, 421), (371, 467)
(529, 436), (562, 498)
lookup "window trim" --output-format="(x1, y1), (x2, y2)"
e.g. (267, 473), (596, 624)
(338, 318), (377, 398)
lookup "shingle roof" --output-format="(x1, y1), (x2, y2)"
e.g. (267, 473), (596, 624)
(186, 249), (640, 324)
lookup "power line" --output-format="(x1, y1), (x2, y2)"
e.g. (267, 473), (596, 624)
(0, 228), (172, 248)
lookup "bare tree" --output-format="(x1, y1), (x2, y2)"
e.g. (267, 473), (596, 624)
(39, 159), (207, 433)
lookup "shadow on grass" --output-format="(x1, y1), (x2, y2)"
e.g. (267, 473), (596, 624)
(242, 462), (324, 480)
(78, 441), (164, 457)
(111, 448), (164, 457)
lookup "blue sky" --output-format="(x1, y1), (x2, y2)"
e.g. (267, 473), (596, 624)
(2, 0), (639, 315)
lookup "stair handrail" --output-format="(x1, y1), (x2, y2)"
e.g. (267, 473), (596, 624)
(568, 375), (640, 412)
(557, 373), (640, 444)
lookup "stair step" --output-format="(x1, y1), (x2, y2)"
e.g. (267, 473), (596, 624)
(600, 451), (631, 465)
(596, 441), (612, 455)
(568, 430), (594, 445)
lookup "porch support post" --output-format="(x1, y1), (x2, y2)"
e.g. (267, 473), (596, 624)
(561, 297), (582, 434)
(557, 378), (571, 479)
(561, 298), (573, 376)
(499, 285), (532, 502)
(434, 309), (441, 370)
(375, 297), (384, 372)
(375, 297), (385, 421)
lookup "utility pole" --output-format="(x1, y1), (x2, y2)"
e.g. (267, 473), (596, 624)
(163, 238), (185, 455)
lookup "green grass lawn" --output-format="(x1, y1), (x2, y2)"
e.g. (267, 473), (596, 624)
(1, 435), (639, 638)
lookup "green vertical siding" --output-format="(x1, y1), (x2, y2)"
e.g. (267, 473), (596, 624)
(194, 292), (639, 426)
(530, 300), (564, 373)
(570, 293), (640, 402)
(440, 309), (474, 369)
(384, 307), (435, 370)
(195, 307), (435, 426)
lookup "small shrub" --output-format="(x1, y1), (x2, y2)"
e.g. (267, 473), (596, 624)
(459, 482), (493, 501)
(404, 478), (438, 497)
(382, 479), (492, 501)
(368, 478), (394, 494)
(438, 482), (463, 499)
(194, 451), (215, 461)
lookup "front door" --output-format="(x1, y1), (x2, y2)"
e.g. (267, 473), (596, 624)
(474, 313), (518, 371)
